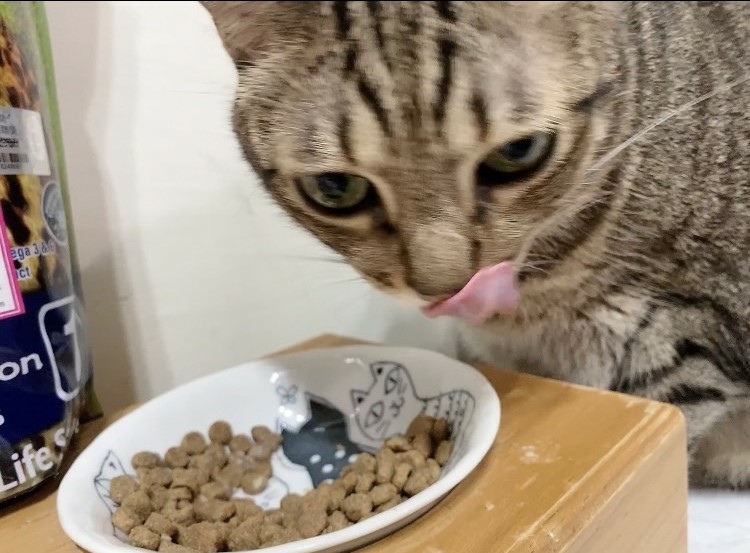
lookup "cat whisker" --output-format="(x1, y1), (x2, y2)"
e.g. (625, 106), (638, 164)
(587, 73), (750, 174)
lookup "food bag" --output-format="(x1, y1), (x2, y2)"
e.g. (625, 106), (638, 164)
(0, 1), (100, 504)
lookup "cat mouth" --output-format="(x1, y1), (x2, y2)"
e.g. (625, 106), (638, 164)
(421, 261), (520, 324)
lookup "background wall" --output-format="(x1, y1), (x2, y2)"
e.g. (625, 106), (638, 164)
(45, 1), (457, 414)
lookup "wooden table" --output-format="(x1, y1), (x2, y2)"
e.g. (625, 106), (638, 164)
(2, 334), (689, 553)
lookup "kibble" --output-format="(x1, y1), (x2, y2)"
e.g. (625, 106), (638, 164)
(132, 452), (163, 469)
(208, 421), (233, 445)
(228, 435), (252, 454)
(110, 416), (451, 552)
(434, 440), (454, 466)
(129, 525), (161, 550)
(181, 432), (208, 455)
(145, 512), (177, 537)
(112, 507), (143, 534)
(110, 475), (139, 504)
(165, 447), (190, 468)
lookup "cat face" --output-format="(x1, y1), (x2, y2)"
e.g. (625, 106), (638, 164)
(351, 361), (419, 441)
(203, 1), (623, 308)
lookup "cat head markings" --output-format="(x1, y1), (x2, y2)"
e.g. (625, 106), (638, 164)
(202, 1), (624, 313)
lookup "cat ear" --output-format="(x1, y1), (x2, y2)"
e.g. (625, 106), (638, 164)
(200, 1), (315, 65)
(351, 390), (367, 408)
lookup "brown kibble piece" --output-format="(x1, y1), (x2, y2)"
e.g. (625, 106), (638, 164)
(188, 453), (217, 474)
(262, 526), (301, 548)
(426, 458), (442, 481)
(353, 452), (377, 473)
(166, 487), (192, 501)
(145, 511), (177, 537)
(129, 525), (160, 550)
(112, 507), (143, 534)
(375, 447), (395, 484)
(177, 521), (225, 553)
(399, 449), (427, 469)
(139, 466), (173, 488)
(251, 460), (272, 479)
(406, 415), (434, 438)
(297, 505), (328, 538)
(195, 498), (236, 522)
(431, 418), (450, 443)
(369, 483), (397, 507)
(162, 501), (194, 526)
(232, 499), (262, 522)
(205, 443), (228, 468)
(227, 515), (263, 551)
(228, 434), (252, 454)
(158, 541), (198, 553)
(247, 442), (273, 462)
(403, 467), (434, 497)
(240, 472), (268, 495)
(165, 447), (190, 469)
(208, 421), (233, 445)
(265, 509), (283, 526)
(341, 493), (373, 522)
(149, 486), (169, 510)
(122, 489), (153, 519)
(411, 432), (433, 458)
(374, 495), (402, 514)
(201, 481), (231, 500)
(110, 475), (139, 504)
(355, 472), (376, 493)
(250, 426), (282, 451)
(258, 522), (283, 544)
(171, 468), (203, 493)
(339, 470), (358, 493)
(434, 440), (453, 466)
(384, 436), (411, 452)
(391, 462), (412, 492)
(132, 451), (163, 469)
(181, 432), (207, 455)
(280, 493), (304, 519)
(214, 462), (244, 489)
(328, 483), (347, 511)
(326, 510), (350, 533)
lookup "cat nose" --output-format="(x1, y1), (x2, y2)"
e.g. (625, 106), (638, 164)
(405, 223), (474, 299)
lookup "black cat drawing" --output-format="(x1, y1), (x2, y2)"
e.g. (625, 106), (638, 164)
(281, 396), (364, 487)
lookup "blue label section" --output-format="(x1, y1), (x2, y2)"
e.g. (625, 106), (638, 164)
(0, 289), (80, 445)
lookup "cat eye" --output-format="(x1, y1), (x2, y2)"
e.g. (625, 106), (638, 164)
(364, 402), (384, 428)
(297, 173), (373, 212)
(384, 373), (399, 394)
(477, 131), (555, 185)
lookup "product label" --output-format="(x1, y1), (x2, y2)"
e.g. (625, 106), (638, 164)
(0, 106), (51, 176)
(0, 209), (24, 320)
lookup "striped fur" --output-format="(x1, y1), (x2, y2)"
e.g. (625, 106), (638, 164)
(202, 1), (750, 488)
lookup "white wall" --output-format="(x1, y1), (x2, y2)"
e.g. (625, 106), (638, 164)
(45, 1), (457, 414)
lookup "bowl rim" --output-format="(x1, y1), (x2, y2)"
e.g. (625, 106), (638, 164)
(57, 344), (501, 553)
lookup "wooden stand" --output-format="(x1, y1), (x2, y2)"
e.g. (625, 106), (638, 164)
(1, 334), (689, 553)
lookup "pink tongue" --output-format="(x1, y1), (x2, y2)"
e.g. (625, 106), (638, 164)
(422, 261), (519, 324)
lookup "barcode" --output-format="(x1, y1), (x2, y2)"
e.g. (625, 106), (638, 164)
(0, 152), (29, 164)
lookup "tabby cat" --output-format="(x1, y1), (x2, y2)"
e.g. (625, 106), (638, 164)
(201, 1), (750, 489)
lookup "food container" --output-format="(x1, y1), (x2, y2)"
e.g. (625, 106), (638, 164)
(0, 1), (100, 504)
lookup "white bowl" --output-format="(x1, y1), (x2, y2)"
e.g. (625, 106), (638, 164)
(58, 345), (501, 553)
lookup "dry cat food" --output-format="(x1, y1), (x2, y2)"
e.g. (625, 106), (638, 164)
(109, 415), (453, 552)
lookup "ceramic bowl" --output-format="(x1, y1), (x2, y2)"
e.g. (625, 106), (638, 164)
(58, 345), (500, 553)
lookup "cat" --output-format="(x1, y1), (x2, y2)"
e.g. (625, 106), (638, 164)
(351, 361), (473, 446)
(280, 395), (364, 486)
(200, 1), (750, 489)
